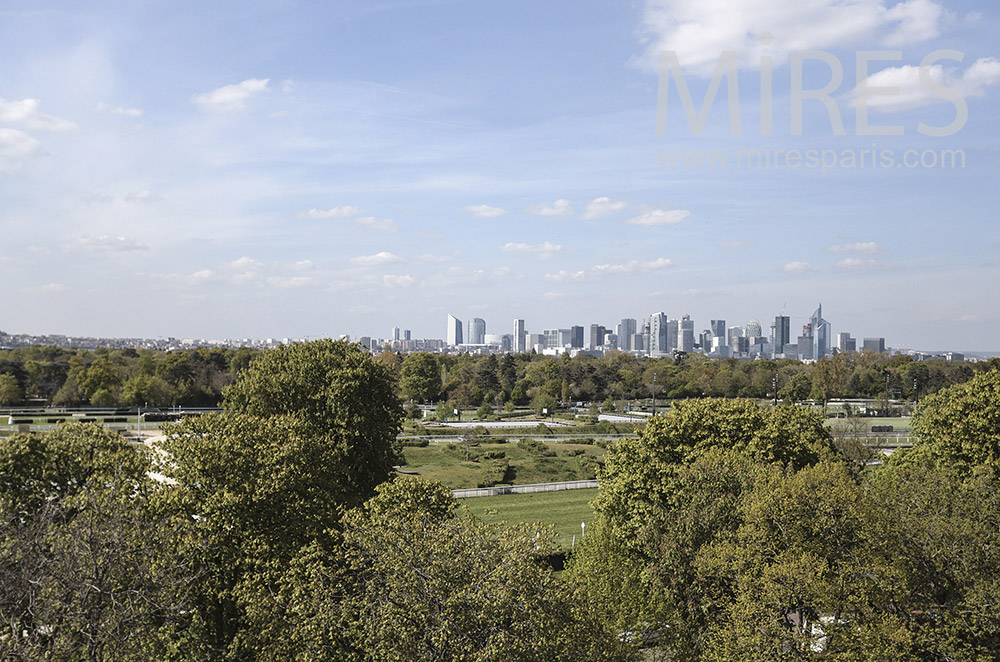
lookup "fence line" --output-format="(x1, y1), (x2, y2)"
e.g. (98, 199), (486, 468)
(453, 479), (598, 499)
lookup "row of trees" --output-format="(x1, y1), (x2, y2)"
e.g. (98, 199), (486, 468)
(567, 370), (1000, 660)
(398, 349), (988, 409)
(0, 343), (988, 409)
(0, 345), (256, 407)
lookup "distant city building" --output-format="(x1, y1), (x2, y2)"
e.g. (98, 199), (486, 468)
(699, 330), (712, 351)
(446, 314), (463, 346)
(773, 315), (791, 355)
(589, 324), (606, 350)
(728, 326), (744, 354)
(467, 317), (486, 345)
(710, 319), (726, 339)
(631, 333), (646, 352)
(810, 305), (830, 359)
(649, 313), (669, 356)
(798, 333), (814, 360)
(678, 314), (695, 352)
(570, 325), (584, 349)
(619, 318), (637, 350)
(745, 318), (762, 338)
(403, 329), (411, 341)
(392, 327), (401, 341)
(837, 332), (855, 352)
(513, 318), (526, 353)
(863, 337), (886, 353)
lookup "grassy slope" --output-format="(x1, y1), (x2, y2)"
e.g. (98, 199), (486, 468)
(461, 488), (598, 549)
(400, 442), (607, 489)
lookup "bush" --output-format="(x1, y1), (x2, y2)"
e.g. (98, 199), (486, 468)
(481, 450), (506, 460)
(478, 459), (511, 487)
(401, 438), (430, 447)
(561, 449), (584, 457)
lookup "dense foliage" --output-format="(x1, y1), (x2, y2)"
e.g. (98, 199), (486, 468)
(568, 372), (1000, 660)
(0, 343), (989, 409)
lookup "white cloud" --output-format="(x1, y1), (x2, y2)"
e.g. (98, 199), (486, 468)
(642, 257), (675, 270)
(302, 205), (360, 219)
(635, 0), (949, 74)
(355, 216), (397, 232)
(193, 78), (270, 112)
(464, 204), (508, 218)
(39, 282), (67, 293)
(383, 274), (415, 287)
(583, 197), (627, 219)
(591, 258), (674, 276)
(542, 291), (566, 300)
(849, 57), (1000, 113)
(96, 102), (143, 118)
(266, 276), (312, 288)
(835, 257), (886, 270)
(0, 98), (77, 131)
(125, 189), (159, 203)
(525, 199), (573, 216)
(350, 251), (403, 266)
(625, 209), (690, 226)
(782, 261), (811, 273)
(720, 239), (755, 248)
(72, 235), (149, 252)
(544, 270), (586, 282)
(228, 256), (264, 270)
(829, 241), (880, 254)
(502, 242), (563, 258)
(0, 128), (41, 174)
(291, 260), (314, 270)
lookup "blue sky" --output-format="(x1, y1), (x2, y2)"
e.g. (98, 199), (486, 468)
(0, 0), (997, 350)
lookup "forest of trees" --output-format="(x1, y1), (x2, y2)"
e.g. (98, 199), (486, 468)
(0, 343), (991, 410)
(1, 339), (999, 660)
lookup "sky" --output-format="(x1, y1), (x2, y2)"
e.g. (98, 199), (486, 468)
(0, 0), (998, 351)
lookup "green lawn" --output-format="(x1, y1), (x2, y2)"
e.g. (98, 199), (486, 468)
(461, 488), (598, 549)
(400, 441), (605, 489)
(826, 416), (913, 433)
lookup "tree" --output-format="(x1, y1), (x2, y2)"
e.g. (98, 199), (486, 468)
(912, 368), (1000, 475)
(274, 478), (632, 662)
(222, 339), (403, 498)
(399, 352), (441, 403)
(0, 425), (195, 661)
(0, 373), (21, 405)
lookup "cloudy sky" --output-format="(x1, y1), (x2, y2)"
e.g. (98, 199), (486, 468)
(1, 0), (998, 350)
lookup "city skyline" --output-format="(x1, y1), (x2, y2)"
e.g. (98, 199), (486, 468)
(0, 2), (997, 350)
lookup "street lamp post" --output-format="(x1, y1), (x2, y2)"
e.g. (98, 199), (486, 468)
(652, 372), (657, 416)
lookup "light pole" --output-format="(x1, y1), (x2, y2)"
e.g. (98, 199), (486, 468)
(773, 373), (778, 407)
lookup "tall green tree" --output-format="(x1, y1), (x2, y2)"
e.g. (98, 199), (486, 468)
(399, 352), (441, 402)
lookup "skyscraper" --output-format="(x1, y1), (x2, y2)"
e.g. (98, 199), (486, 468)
(710, 319), (726, 339)
(810, 305), (830, 359)
(589, 324), (606, 350)
(446, 314), (463, 346)
(678, 314), (695, 352)
(773, 315), (791, 355)
(619, 318), (637, 351)
(467, 317), (486, 345)
(649, 313), (668, 356)
(513, 318), (526, 353)
(570, 325), (584, 349)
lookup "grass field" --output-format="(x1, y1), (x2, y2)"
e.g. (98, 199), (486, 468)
(400, 441), (606, 489)
(461, 488), (598, 549)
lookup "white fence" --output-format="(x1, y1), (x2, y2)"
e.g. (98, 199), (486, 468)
(453, 479), (598, 499)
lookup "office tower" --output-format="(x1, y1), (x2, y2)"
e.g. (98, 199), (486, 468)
(798, 333), (814, 360)
(678, 314), (695, 352)
(728, 326), (744, 354)
(699, 330), (712, 351)
(589, 324), (606, 350)
(837, 332), (855, 352)
(710, 319), (726, 339)
(403, 329), (411, 341)
(863, 337), (886, 353)
(745, 318), (762, 338)
(467, 318), (486, 345)
(570, 325), (584, 349)
(446, 314), (463, 346)
(810, 304), (830, 359)
(513, 319), (526, 353)
(649, 313), (668, 356)
(619, 318), (637, 350)
(528, 333), (545, 350)
(543, 329), (560, 349)
(665, 319), (678, 353)
(773, 315), (791, 355)
(391, 327), (401, 341)
(631, 333), (645, 352)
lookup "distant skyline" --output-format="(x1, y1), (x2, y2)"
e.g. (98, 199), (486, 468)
(1, 2), (998, 350)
